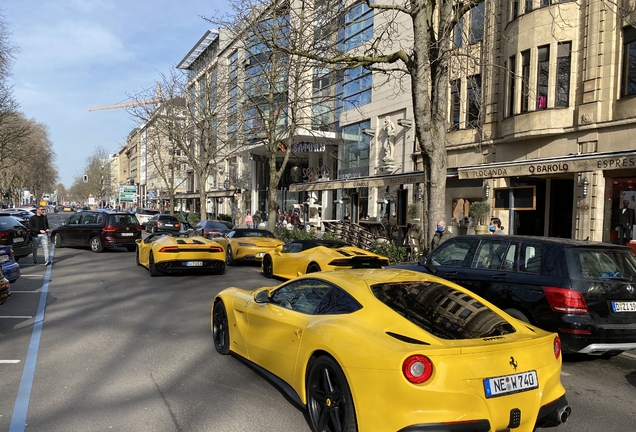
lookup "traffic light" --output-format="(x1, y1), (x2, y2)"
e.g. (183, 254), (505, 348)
(3, 192), (8, 201)
(83, 175), (88, 183)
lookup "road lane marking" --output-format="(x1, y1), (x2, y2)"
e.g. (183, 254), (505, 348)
(9, 246), (54, 432)
(561, 371), (571, 376)
(0, 360), (21, 364)
(622, 352), (636, 360)
(0, 316), (33, 319)
(9, 291), (40, 294)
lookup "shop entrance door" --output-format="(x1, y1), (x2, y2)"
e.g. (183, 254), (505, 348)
(548, 178), (574, 238)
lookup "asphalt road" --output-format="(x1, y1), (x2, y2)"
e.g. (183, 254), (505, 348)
(0, 213), (635, 431)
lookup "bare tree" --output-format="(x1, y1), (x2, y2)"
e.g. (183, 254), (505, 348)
(207, 1), (341, 230)
(211, 0), (491, 243)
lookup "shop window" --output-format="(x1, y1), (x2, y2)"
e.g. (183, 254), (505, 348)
(340, 121), (370, 171)
(536, 45), (550, 110)
(556, 42), (571, 107)
(525, 0), (533, 13)
(521, 50), (531, 113)
(621, 26), (636, 98)
(512, 1), (519, 20)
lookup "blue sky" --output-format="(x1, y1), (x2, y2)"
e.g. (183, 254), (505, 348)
(3, 0), (231, 188)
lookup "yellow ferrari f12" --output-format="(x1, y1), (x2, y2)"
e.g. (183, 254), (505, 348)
(212, 268), (570, 432)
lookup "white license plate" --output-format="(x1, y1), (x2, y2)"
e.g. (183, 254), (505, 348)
(165, 224), (173, 227)
(13, 237), (23, 243)
(121, 233), (134, 237)
(0, 255), (8, 262)
(612, 301), (636, 312)
(484, 370), (538, 398)
(256, 252), (264, 258)
(185, 261), (203, 267)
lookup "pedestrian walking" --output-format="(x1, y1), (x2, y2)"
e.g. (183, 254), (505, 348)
(245, 212), (253, 229)
(619, 199), (635, 245)
(28, 206), (51, 265)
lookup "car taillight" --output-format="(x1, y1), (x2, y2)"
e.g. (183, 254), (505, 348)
(102, 226), (118, 233)
(174, 223), (180, 227)
(135, 225), (142, 231)
(0, 232), (9, 239)
(328, 259), (352, 267)
(554, 336), (562, 359)
(543, 287), (589, 314)
(402, 354), (433, 384)
(159, 246), (179, 253)
(157, 221), (164, 226)
(209, 246), (223, 253)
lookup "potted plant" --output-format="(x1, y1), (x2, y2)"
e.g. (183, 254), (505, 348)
(469, 201), (491, 235)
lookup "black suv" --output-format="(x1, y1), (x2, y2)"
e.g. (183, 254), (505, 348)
(394, 235), (636, 355)
(0, 213), (32, 260)
(51, 210), (141, 253)
(145, 214), (181, 234)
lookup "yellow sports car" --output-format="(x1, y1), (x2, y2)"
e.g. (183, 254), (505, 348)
(214, 228), (284, 265)
(212, 268), (570, 432)
(261, 239), (389, 279)
(135, 232), (226, 276)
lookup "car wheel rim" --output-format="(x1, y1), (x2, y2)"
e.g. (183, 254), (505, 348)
(91, 238), (100, 251)
(226, 247), (232, 264)
(307, 364), (347, 432)
(212, 303), (227, 350)
(264, 256), (272, 276)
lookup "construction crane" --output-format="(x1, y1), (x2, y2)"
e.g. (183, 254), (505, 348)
(88, 84), (163, 112)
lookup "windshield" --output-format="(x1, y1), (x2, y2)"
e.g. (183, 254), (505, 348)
(233, 230), (275, 238)
(568, 248), (636, 281)
(371, 281), (515, 340)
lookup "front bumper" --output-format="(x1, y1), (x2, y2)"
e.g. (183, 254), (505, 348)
(1, 262), (21, 282)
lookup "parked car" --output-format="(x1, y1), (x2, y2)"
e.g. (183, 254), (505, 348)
(0, 269), (10, 305)
(0, 214), (32, 261)
(135, 232), (226, 276)
(145, 214), (181, 234)
(51, 210), (142, 253)
(261, 239), (389, 279)
(214, 228), (284, 265)
(0, 244), (20, 283)
(394, 235), (636, 356)
(1, 210), (33, 226)
(135, 208), (161, 228)
(212, 268), (569, 431)
(193, 220), (233, 239)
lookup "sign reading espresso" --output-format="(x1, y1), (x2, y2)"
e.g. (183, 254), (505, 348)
(459, 154), (636, 179)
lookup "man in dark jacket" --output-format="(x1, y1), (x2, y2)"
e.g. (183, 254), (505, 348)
(619, 199), (635, 245)
(431, 219), (453, 251)
(28, 206), (51, 265)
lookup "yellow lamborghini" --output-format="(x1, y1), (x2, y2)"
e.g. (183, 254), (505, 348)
(212, 268), (570, 432)
(135, 232), (226, 276)
(214, 228), (283, 265)
(261, 239), (389, 279)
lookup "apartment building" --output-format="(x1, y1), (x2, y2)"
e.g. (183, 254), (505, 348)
(175, 1), (636, 242)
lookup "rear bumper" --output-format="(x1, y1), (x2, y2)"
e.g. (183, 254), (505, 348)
(11, 242), (32, 258)
(103, 236), (140, 248)
(155, 259), (225, 273)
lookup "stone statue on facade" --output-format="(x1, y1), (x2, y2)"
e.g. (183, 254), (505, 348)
(382, 116), (396, 162)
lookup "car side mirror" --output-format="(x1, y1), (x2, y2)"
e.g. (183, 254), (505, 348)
(418, 255), (427, 266)
(254, 290), (270, 303)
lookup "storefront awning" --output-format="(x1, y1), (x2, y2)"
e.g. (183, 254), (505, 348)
(457, 150), (636, 180)
(288, 172), (425, 192)
(173, 190), (237, 200)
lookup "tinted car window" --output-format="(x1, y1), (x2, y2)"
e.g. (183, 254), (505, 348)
(429, 240), (474, 267)
(0, 216), (24, 229)
(159, 215), (179, 223)
(281, 242), (302, 253)
(233, 230), (275, 238)
(315, 286), (362, 314)
(473, 240), (510, 270)
(371, 281), (516, 339)
(519, 243), (543, 274)
(568, 248), (636, 281)
(108, 214), (139, 225)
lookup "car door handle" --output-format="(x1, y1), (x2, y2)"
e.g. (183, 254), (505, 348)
(492, 273), (508, 280)
(442, 271), (458, 277)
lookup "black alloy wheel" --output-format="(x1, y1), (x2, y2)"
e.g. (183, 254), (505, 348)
(226, 245), (236, 266)
(54, 233), (62, 248)
(306, 263), (321, 274)
(135, 247), (141, 266)
(149, 252), (160, 277)
(262, 255), (273, 278)
(306, 356), (357, 432)
(212, 301), (230, 355)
